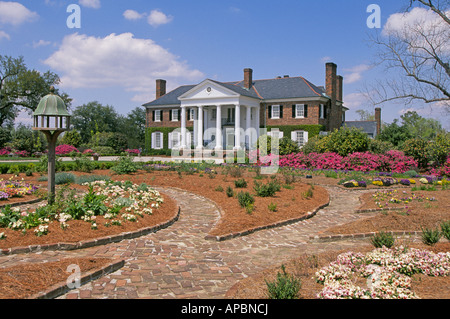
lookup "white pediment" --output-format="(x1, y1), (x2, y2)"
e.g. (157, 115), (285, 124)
(178, 79), (240, 101)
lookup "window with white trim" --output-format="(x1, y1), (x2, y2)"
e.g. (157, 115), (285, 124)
(319, 104), (325, 119)
(295, 104), (305, 118)
(189, 109), (194, 121)
(155, 110), (162, 122)
(271, 105), (280, 119)
(291, 130), (309, 148)
(211, 109), (217, 121)
(171, 109), (179, 121)
(152, 132), (164, 149)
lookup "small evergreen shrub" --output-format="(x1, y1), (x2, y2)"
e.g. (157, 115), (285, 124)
(237, 191), (255, 208)
(234, 178), (248, 188)
(54, 172), (76, 185)
(265, 265), (301, 299)
(111, 156), (139, 175)
(268, 202), (277, 212)
(226, 186), (234, 198)
(440, 221), (450, 240)
(421, 227), (442, 246)
(371, 231), (395, 248)
(254, 180), (281, 197)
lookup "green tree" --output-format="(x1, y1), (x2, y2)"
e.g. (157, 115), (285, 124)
(400, 111), (445, 140)
(60, 130), (82, 148)
(377, 119), (412, 147)
(0, 55), (71, 126)
(323, 126), (370, 156)
(71, 102), (122, 143)
(117, 107), (146, 149)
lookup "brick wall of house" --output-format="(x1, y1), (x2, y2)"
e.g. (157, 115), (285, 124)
(262, 101), (327, 128)
(146, 108), (194, 129)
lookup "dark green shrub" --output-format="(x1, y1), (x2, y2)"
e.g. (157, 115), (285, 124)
(237, 191), (255, 208)
(254, 180), (281, 197)
(402, 138), (429, 169)
(226, 186), (234, 198)
(421, 227), (442, 246)
(440, 221), (450, 240)
(234, 178), (248, 188)
(265, 265), (301, 299)
(371, 231), (395, 248)
(111, 156), (138, 175)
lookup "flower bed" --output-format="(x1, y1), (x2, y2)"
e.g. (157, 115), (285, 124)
(315, 246), (450, 299)
(0, 180), (164, 238)
(0, 178), (38, 201)
(55, 144), (79, 156)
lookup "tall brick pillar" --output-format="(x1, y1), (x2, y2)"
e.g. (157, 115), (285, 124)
(244, 68), (253, 89)
(326, 63), (338, 130)
(375, 107), (382, 136)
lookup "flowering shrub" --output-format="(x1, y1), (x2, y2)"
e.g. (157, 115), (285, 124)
(83, 149), (95, 155)
(55, 144), (79, 155)
(125, 149), (141, 156)
(429, 155), (450, 177)
(316, 246), (450, 299)
(0, 147), (11, 156)
(276, 151), (418, 173)
(14, 150), (29, 158)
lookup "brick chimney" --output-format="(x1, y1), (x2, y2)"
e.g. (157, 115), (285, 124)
(156, 79), (166, 99)
(326, 63), (337, 102)
(244, 68), (253, 89)
(336, 75), (343, 102)
(375, 107), (382, 136)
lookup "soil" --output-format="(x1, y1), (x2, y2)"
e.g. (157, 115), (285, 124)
(0, 167), (449, 299)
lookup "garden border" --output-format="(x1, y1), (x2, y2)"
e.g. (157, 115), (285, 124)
(0, 206), (181, 256)
(309, 230), (450, 243)
(29, 258), (125, 299)
(205, 201), (331, 242)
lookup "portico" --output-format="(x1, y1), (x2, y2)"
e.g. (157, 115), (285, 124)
(177, 79), (261, 151)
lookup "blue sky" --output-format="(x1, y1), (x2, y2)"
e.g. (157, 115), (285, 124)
(1, 0), (448, 129)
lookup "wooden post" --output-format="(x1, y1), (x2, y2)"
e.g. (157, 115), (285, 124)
(43, 131), (62, 205)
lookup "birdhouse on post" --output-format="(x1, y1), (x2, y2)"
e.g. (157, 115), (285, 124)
(32, 86), (71, 204)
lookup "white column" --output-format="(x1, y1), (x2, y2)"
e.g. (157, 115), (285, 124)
(246, 106), (251, 150)
(197, 105), (203, 149)
(215, 105), (223, 150)
(193, 108), (198, 148)
(234, 104), (241, 150)
(180, 106), (187, 149)
(256, 106), (261, 141)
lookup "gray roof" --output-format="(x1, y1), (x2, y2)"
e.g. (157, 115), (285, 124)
(143, 76), (327, 107)
(344, 121), (377, 136)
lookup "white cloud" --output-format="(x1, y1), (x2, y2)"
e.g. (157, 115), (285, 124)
(321, 56), (332, 63)
(383, 7), (450, 54)
(147, 9), (173, 27)
(0, 1), (38, 26)
(343, 64), (372, 84)
(123, 9), (145, 21)
(79, 0), (100, 9)
(43, 33), (204, 102)
(32, 39), (51, 48)
(343, 92), (371, 110)
(0, 30), (10, 40)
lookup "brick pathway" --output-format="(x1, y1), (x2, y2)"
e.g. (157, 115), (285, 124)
(0, 186), (376, 299)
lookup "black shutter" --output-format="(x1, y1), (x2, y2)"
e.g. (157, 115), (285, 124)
(280, 105), (283, 118)
(169, 110), (172, 121)
(304, 105), (308, 118)
(178, 109), (181, 121)
(324, 106), (327, 119)
(268, 105), (272, 119)
(292, 105), (296, 118)
(152, 110), (155, 122)
(187, 109), (191, 121)
(160, 110), (163, 121)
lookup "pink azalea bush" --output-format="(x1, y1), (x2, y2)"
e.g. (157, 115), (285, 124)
(0, 147), (11, 156)
(55, 144), (79, 155)
(14, 150), (29, 158)
(269, 151), (418, 173)
(429, 154), (450, 177)
(125, 149), (141, 155)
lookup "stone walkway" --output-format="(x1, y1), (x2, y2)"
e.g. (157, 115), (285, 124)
(0, 186), (377, 299)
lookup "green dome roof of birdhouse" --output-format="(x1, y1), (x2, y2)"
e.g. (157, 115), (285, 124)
(33, 87), (70, 117)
